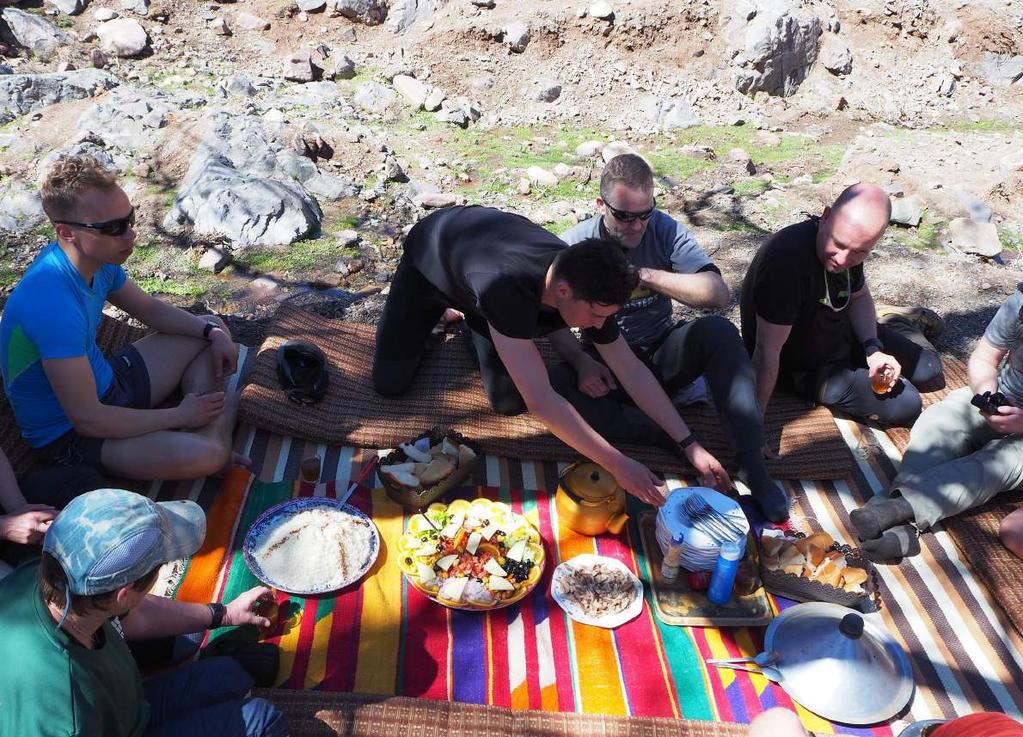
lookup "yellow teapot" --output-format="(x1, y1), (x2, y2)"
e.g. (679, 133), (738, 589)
(555, 461), (629, 536)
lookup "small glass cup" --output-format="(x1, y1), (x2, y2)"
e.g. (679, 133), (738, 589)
(252, 589), (280, 636)
(871, 367), (895, 396)
(300, 455), (321, 483)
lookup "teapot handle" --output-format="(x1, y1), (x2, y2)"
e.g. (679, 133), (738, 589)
(606, 512), (629, 536)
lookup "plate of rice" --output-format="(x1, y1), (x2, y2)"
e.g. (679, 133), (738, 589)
(243, 497), (380, 595)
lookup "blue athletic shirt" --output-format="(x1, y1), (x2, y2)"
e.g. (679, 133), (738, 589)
(0, 242), (126, 447)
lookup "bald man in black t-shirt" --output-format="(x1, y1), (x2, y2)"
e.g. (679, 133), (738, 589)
(373, 206), (732, 504)
(740, 184), (943, 427)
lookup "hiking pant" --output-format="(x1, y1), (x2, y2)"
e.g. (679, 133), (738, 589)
(143, 657), (287, 737)
(548, 316), (767, 467)
(810, 317), (944, 427)
(372, 257), (525, 414)
(888, 386), (1023, 530)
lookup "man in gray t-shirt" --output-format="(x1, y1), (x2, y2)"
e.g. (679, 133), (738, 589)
(549, 153), (789, 523)
(850, 286), (1023, 560)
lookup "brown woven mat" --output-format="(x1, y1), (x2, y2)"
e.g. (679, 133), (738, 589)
(944, 490), (1023, 638)
(255, 689), (749, 737)
(0, 315), (148, 475)
(239, 305), (852, 479)
(885, 357), (969, 454)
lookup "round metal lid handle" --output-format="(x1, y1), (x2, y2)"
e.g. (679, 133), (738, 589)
(839, 613), (865, 639)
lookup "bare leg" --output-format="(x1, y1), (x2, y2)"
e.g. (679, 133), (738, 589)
(130, 334), (209, 405)
(1000, 508), (1023, 560)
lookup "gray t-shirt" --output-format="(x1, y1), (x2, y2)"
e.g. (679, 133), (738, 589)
(983, 287), (1023, 400)
(560, 211), (716, 351)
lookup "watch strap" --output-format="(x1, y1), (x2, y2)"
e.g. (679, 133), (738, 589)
(207, 602), (227, 629)
(862, 337), (883, 352)
(202, 320), (219, 340)
(678, 433), (698, 450)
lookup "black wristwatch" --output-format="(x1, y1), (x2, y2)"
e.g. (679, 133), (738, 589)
(202, 320), (220, 340)
(678, 433), (698, 450)
(207, 602), (227, 629)
(862, 337), (883, 353)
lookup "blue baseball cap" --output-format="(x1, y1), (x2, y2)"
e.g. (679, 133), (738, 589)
(43, 489), (206, 596)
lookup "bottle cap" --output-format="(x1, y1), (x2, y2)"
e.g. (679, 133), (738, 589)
(718, 539), (743, 561)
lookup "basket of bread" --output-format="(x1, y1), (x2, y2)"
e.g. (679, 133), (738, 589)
(378, 427), (481, 509)
(759, 530), (876, 609)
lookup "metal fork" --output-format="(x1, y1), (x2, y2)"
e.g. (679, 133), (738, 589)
(683, 495), (746, 540)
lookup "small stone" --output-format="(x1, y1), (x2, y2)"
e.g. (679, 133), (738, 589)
(889, 195), (923, 227)
(679, 144), (716, 160)
(323, 53), (355, 80)
(96, 17), (149, 57)
(575, 140), (603, 158)
(553, 163), (571, 178)
(517, 178), (531, 195)
(94, 8), (118, 21)
(821, 43), (853, 76)
(393, 74), (430, 109)
(588, 1), (613, 20)
(199, 247), (231, 273)
(336, 229), (359, 246)
(423, 87), (446, 112)
(413, 192), (458, 208)
(948, 218), (1001, 258)
(503, 21), (529, 53)
(283, 51), (316, 83)
(235, 12), (269, 30)
(90, 48), (109, 67)
(533, 82), (561, 102)
(526, 166), (558, 187)
(725, 147), (755, 174)
(210, 17), (230, 35)
(601, 140), (635, 162)
(296, 0), (326, 10)
(251, 276), (280, 294)
(471, 0), (495, 6)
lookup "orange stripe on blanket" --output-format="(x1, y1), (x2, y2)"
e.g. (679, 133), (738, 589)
(175, 468), (250, 604)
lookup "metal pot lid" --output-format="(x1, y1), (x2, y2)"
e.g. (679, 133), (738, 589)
(765, 602), (915, 725)
(560, 462), (620, 504)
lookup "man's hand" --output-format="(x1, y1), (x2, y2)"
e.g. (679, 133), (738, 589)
(609, 456), (667, 507)
(576, 357), (617, 398)
(983, 395), (1023, 435)
(209, 330), (238, 383)
(0, 505), (56, 544)
(223, 586), (274, 628)
(177, 391), (226, 428)
(684, 443), (732, 493)
(866, 350), (901, 389)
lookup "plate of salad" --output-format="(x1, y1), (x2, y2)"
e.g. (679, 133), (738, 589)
(397, 498), (545, 610)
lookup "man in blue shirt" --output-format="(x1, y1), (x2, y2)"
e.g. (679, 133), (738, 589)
(0, 154), (246, 481)
(552, 154), (788, 522)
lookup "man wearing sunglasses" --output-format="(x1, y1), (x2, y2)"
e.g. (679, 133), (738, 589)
(552, 154), (788, 522)
(0, 155), (246, 483)
(740, 183), (943, 428)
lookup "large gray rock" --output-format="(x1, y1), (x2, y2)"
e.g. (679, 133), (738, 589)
(973, 54), (1023, 86)
(47, 0), (86, 15)
(120, 0), (150, 16)
(97, 17), (148, 57)
(164, 113), (325, 246)
(328, 0), (387, 24)
(948, 218), (1001, 258)
(0, 185), (45, 233)
(723, 0), (822, 97)
(392, 74), (429, 109)
(353, 80), (396, 113)
(1, 8), (72, 58)
(639, 96), (700, 130)
(889, 195), (922, 227)
(304, 172), (357, 201)
(503, 21), (529, 53)
(821, 42), (852, 76)
(283, 51), (316, 82)
(322, 52), (355, 80)
(388, 0), (447, 33)
(76, 85), (172, 151)
(296, 0), (326, 10)
(435, 97), (479, 127)
(0, 68), (119, 125)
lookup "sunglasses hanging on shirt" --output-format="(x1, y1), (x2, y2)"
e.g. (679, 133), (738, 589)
(819, 267), (852, 312)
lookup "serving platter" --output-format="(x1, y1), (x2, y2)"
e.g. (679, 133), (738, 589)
(243, 496), (380, 596)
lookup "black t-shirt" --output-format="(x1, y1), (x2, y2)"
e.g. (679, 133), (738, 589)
(739, 218), (865, 374)
(404, 205), (619, 343)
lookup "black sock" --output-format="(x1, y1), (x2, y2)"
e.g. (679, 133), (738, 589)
(735, 463), (789, 524)
(861, 524), (921, 561)
(850, 497), (914, 541)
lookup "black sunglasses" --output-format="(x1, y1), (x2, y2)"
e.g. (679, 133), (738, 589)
(56, 207), (136, 237)
(604, 198), (656, 223)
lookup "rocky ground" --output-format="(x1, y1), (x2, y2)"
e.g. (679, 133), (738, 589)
(0, 0), (1021, 355)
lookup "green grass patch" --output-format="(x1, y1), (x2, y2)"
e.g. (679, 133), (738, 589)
(0, 260), (21, 288)
(548, 217), (578, 236)
(1000, 229), (1023, 255)
(54, 14), (73, 28)
(731, 178), (770, 197)
(30, 221), (55, 240)
(134, 277), (207, 298)
(233, 239), (352, 275)
(885, 212), (945, 252)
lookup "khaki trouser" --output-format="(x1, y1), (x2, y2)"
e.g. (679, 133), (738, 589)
(892, 387), (1023, 529)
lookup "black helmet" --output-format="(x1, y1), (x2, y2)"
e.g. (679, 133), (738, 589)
(275, 340), (329, 405)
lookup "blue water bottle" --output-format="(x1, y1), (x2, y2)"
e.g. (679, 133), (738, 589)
(707, 540), (743, 606)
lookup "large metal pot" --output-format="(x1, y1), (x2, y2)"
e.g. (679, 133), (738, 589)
(763, 602), (914, 725)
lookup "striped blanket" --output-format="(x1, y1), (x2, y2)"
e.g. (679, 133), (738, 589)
(140, 347), (1023, 732)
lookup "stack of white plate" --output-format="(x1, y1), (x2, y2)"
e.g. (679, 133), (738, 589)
(655, 487), (750, 572)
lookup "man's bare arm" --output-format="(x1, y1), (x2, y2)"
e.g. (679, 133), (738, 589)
(638, 268), (729, 309)
(969, 337), (1006, 395)
(751, 316), (792, 412)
